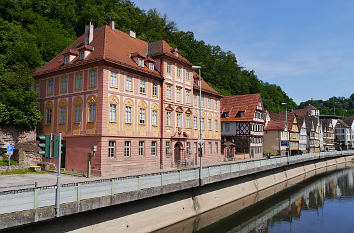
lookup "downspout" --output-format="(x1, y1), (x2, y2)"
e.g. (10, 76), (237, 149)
(160, 76), (164, 169)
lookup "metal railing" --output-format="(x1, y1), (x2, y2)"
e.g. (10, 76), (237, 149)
(0, 150), (353, 216)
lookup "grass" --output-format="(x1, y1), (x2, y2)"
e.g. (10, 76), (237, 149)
(0, 168), (48, 175)
(0, 159), (18, 166)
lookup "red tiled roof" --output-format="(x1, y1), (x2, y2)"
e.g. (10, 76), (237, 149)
(148, 40), (192, 66)
(293, 104), (318, 116)
(265, 120), (286, 131)
(33, 24), (221, 98)
(192, 71), (222, 97)
(220, 94), (262, 122)
(270, 112), (296, 130)
(33, 25), (161, 77)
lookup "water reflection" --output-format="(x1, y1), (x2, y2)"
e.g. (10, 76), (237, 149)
(156, 166), (354, 233)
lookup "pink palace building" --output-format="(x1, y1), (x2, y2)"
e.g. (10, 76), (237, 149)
(33, 22), (223, 176)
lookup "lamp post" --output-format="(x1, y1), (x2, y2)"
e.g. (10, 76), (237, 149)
(192, 65), (203, 186)
(282, 103), (289, 163)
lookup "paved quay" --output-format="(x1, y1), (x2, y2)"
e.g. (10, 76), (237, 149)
(0, 173), (90, 192)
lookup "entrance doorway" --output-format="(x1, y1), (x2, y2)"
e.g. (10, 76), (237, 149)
(174, 143), (181, 165)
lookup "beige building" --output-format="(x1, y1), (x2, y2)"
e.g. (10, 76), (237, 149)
(264, 120), (289, 156)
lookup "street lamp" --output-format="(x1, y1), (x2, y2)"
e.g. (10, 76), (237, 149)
(281, 102), (290, 163)
(192, 65), (203, 186)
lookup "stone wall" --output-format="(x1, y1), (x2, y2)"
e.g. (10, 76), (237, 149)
(0, 126), (41, 167)
(0, 126), (36, 150)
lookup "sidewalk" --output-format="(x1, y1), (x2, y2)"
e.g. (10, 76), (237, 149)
(0, 173), (91, 192)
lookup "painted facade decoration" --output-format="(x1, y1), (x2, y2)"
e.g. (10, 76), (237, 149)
(33, 23), (222, 176)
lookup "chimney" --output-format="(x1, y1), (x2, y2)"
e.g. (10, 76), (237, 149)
(85, 22), (94, 45)
(109, 20), (115, 32)
(127, 30), (136, 39)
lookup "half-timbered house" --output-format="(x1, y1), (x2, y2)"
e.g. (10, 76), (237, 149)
(220, 94), (265, 159)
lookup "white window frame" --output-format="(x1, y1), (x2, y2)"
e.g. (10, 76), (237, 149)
(194, 116), (198, 129)
(186, 91), (190, 103)
(215, 119), (218, 131)
(201, 118), (205, 130)
(125, 106), (132, 123)
(110, 104), (117, 122)
(108, 141), (115, 158)
(166, 85), (171, 99)
(75, 73), (83, 89)
(140, 79), (146, 94)
(126, 76), (132, 91)
(208, 98), (211, 109)
(139, 108), (146, 124)
(152, 83), (158, 96)
(166, 111), (171, 127)
(151, 141), (157, 156)
(152, 110), (158, 126)
(149, 63), (154, 71)
(176, 87), (181, 102)
(138, 58), (144, 67)
(167, 62), (171, 73)
(193, 142), (197, 154)
(79, 51), (84, 60)
(166, 141), (171, 155)
(193, 94), (198, 105)
(177, 66), (181, 77)
(139, 141), (144, 156)
(61, 77), (67, 92)
(208, 119), (212, 130)
(59, 106), (66, 124)
(64, 56), (69, 64)
(110, 71), (118, 88)
(89, 103), (96, 122)
(177, 113), (182, 128)
(215, 142), (218, 153)
(46, 108), (52, 125)
(186, 115), (191, 129)
(89, 70), (97, 88)
(124, 141), (131, 157)
(208, 142), (212, 154)
(186, 142), (191, 155)
(186, 70), (190, 80)
(48, 80), (54, 94)
(74, 105), (81, 123)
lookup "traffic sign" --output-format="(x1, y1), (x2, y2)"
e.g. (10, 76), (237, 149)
(7, 146), (13, 153)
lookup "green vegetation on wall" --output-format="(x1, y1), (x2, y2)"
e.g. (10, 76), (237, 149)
(0, 0), (298, 130)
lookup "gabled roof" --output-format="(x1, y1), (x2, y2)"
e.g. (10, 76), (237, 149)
(321, 118), (332, 129)
(148, 40), (192, 66)
(336, 119), (350, 128)
(342, 116), (354, 126)
(270, 112), (296, 130)
(265, 120), (286, 131)
(297, 115), (305, 129)
(220, 94), (262, 122)
(293, 104), (318, 117)
(33, 26), (164, 78)
(192, 71), (222, 97)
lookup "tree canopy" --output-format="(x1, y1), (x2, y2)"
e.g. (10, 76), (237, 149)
(299, 95), (354, 117)
(0, 0), (300, 130)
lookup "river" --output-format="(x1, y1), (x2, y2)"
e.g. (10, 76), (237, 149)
(155, 165), (354, 233)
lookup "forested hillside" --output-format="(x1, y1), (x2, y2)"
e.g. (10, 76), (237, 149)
(299, 95), (354, 117)
(0, 0), (297, 129)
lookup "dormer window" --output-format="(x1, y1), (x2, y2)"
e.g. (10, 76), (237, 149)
(64, 56), (69, 64)
(149, 63), (154, 71)
(79, 50), (84, 60)
(222, 112), (229, 118)
(237, 111), (245, 117)
(138, 58), (144, 67)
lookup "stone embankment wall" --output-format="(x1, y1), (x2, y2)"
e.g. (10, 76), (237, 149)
(0, 126), (41, 168)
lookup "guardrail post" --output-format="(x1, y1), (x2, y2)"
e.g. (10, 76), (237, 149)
(208, 166), (210, 177)
(138, 176), (141, 190)
(77, 183), (81, 202)
(161, 173), (164, 186)
(111, 180), (114, 195)
(178, 170), (181, 182)
(219, 165), (222, 175)
(34, 188), (38, 209)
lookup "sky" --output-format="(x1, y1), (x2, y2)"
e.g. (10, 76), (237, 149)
(134, 0), (354, 104)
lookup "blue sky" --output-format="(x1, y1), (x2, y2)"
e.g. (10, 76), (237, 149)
(134, 0), (354, 104)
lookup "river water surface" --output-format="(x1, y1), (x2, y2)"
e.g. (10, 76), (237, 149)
(156, 165), (354, 233)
